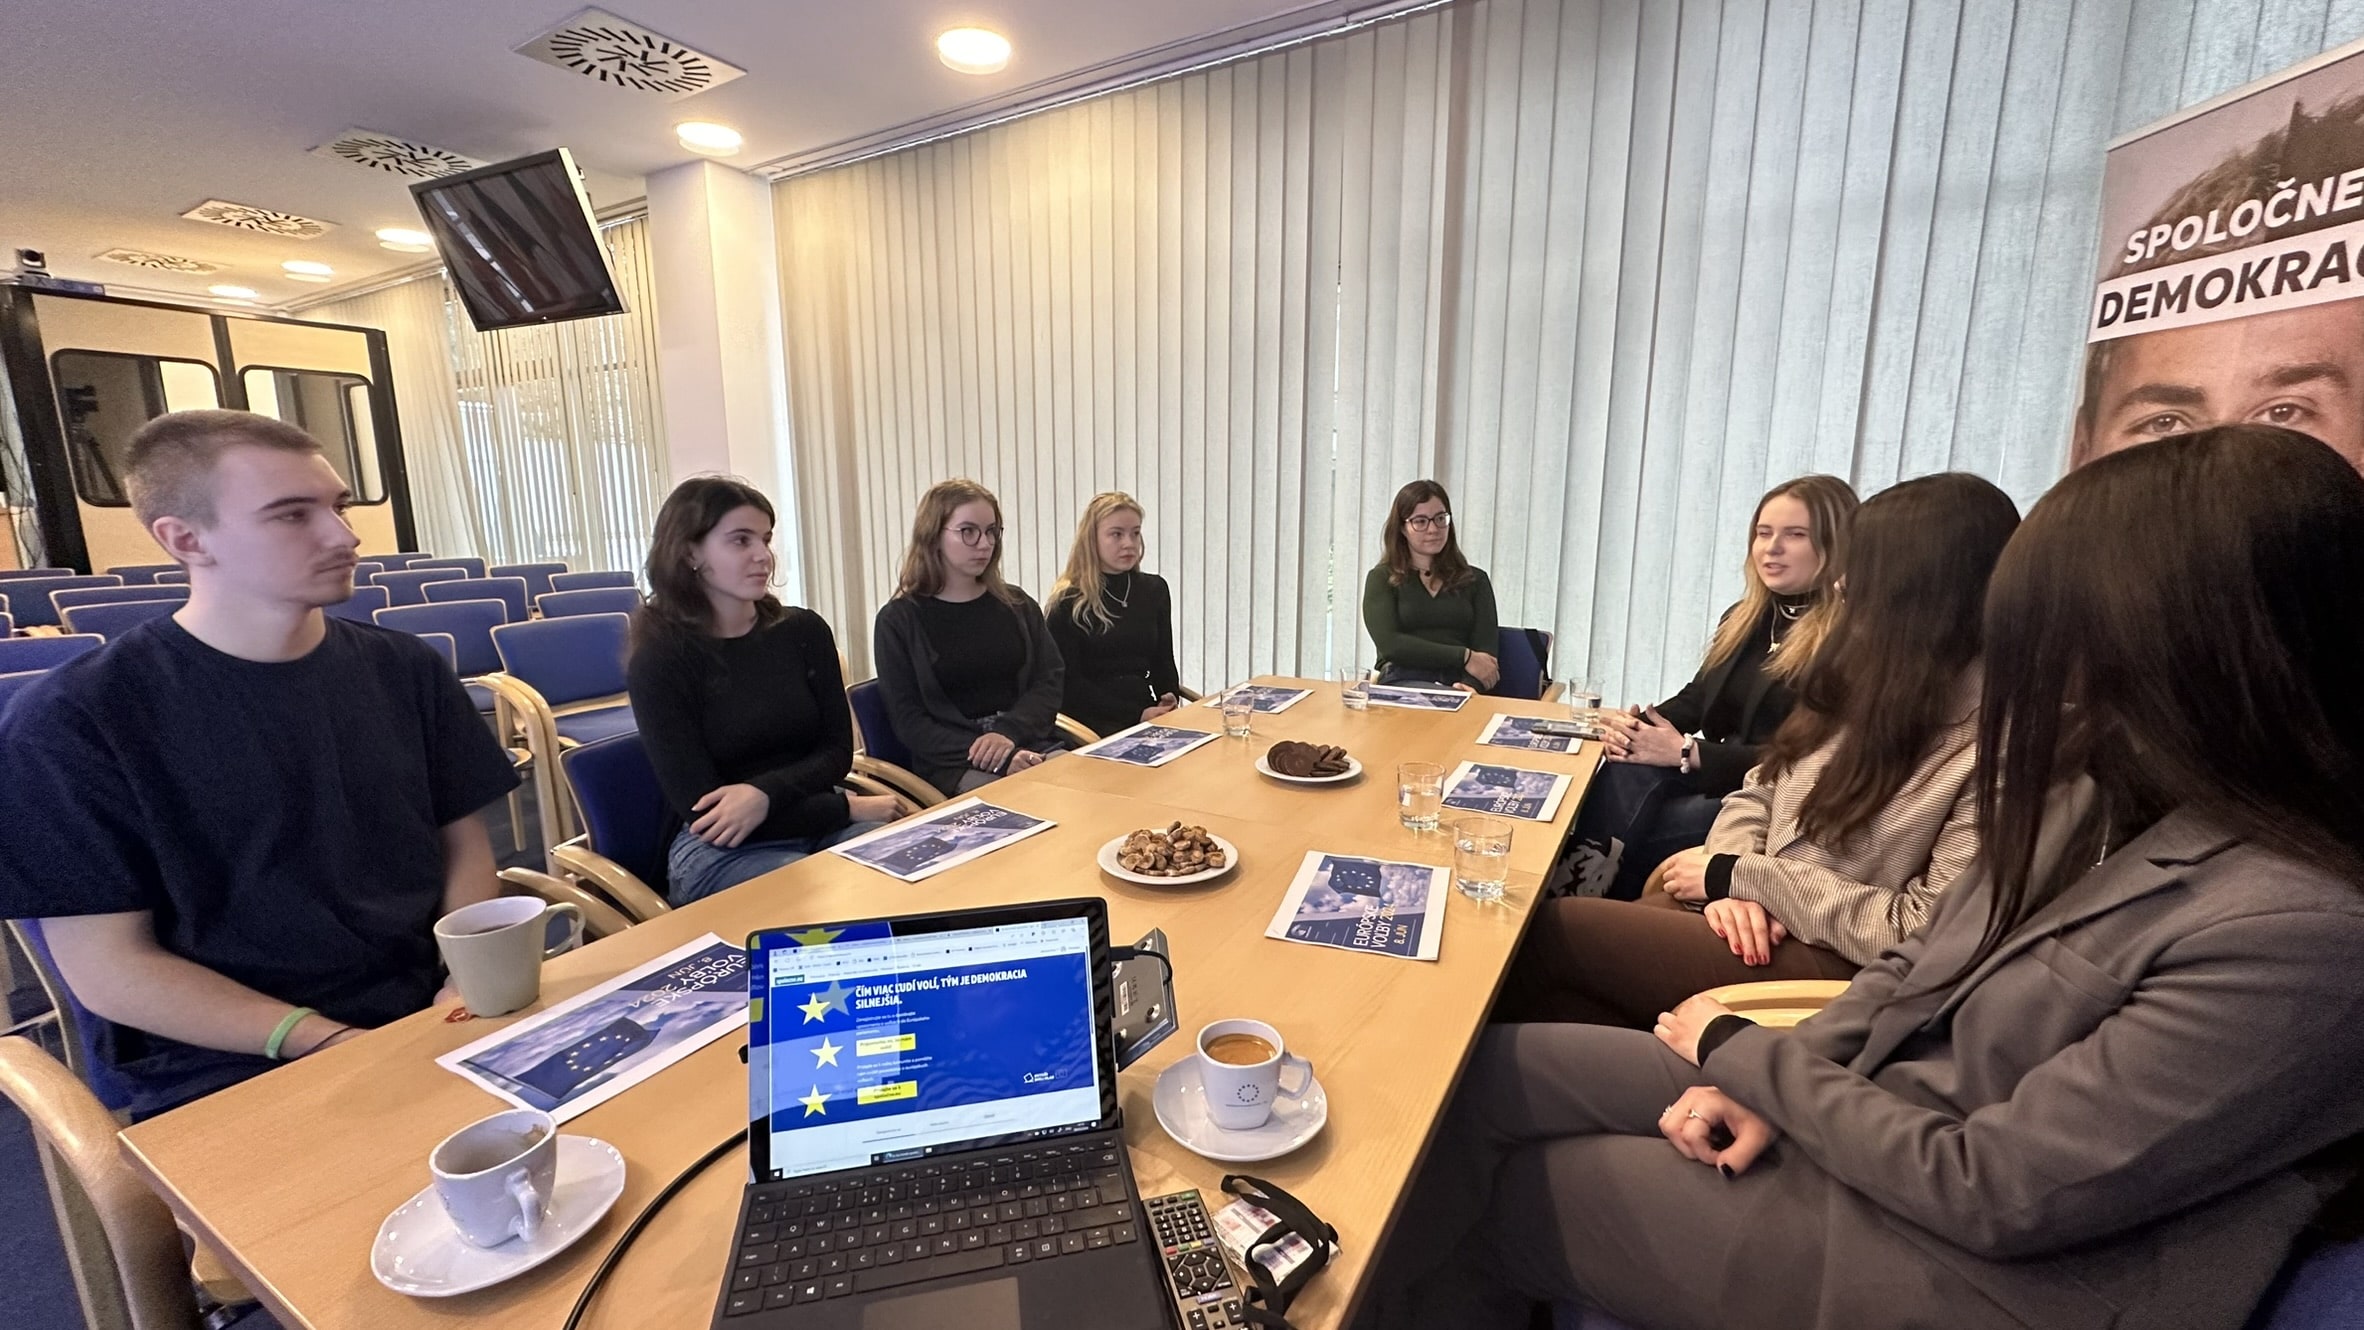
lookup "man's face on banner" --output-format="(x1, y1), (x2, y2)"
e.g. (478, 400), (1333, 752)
(2079, 298), (2364, 472)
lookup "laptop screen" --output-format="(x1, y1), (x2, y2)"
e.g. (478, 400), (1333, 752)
(747, 904), (1112, 1180)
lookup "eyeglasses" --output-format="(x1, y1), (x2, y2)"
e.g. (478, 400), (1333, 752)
(952, 523), (1004, 547)
(1403, 513), (1452, 532)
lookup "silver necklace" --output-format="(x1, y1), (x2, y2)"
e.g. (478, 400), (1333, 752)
(1107, 572), (1133, 609)
(1775, 599), (1808, 621)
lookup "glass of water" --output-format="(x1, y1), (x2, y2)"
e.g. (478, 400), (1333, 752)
(1563, 676), (1604, 737)
(1220, 688), (1255, 738)
(1339, 666), (1373, 711)
(1453, 816), (1514, 901)
(1398, 761), (1444, 831)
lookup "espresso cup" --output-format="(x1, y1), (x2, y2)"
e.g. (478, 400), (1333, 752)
(1196, 1018), (1315, 1132)
(429, 1108), (559, 1248)
(434, 897), (584, 1017)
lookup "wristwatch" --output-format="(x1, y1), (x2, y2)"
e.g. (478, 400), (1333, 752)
(1679, 738), (1697, 774)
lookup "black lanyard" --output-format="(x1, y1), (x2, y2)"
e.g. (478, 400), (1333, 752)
(1218, 1173), (1340, 1330)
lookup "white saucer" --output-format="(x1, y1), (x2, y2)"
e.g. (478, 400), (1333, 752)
(372, 1135), (627, 1297)
(1152, 1056), (1328, 1163)
(1253, 753), (1364, 785)
(1096, 833), (1241, 887)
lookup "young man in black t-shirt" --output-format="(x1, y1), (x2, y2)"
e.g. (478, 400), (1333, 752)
(0, 410), (519, 1119)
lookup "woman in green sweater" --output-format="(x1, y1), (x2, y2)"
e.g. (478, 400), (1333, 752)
(1363, 479), (1501, 692)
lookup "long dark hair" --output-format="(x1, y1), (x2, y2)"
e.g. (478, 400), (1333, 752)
(1762, 473), (2019, 846)
(1381, 479), (1474, 591)
(635, 476), (785, 647)
(1969, 426), (2364, 969)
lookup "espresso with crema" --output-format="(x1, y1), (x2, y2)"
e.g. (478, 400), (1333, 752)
(1203, 1033), (1277, 1066)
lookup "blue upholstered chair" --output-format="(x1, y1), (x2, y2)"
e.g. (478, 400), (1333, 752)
(536, 587), (641, 619)
(6, 576), (122, 629)
(491, 561), (570, 602)
(153, 569), (188, 585)
(423, 576), (530, 625)
(375, 600), (509, 679)
(0, 669), (39, 717)
(350, 560), (385, 585)
(325, 585), (390, 624)
(102, 563), (179, 585)
(0, 590), (8, 616)
(0, 611), (13, 637)
(59, 600), (179, 639)
(0, 635), (103, 673)
(844, 678), (949, 808)
(0, 567), (74, 582)
(544, 731), (674, 922)
(415, 632), (458, 674)
(1493, 626), (1553, 701)
(410, 556), (487, 579)
(359, 552), (432, 571)
(371, 567), (466, 607)
(3, 920), (135, 1112)
(489, 613), (636, 863)
(50, 584), (187, 614)
(549, 570), (636, 593)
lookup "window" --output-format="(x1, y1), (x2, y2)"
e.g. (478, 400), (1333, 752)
(241, 367), (386, 502)
(50, 350), (221, 506)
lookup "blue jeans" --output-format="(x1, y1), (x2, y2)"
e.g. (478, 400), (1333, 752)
(1557, 762), (1723, 900)
(666, 821), (882, 906)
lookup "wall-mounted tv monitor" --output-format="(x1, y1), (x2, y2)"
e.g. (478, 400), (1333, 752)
(409, 148), (626, 332)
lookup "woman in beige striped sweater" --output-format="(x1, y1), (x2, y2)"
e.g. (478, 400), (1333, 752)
(1497, 472), (2021, 1027)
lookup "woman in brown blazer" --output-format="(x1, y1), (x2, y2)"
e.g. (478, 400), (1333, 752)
(1498, 473), (2019, 1026)
(1363, 427), (2364, 1330)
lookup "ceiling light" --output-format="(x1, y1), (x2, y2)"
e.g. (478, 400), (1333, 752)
(208, 284), (258, 299)
(375, 226), (434, 253)
(936, 27), (1011, 75)
(675, 121), (745, 156)
(284, 273), (332, 284)
(282, 259), (334, 277)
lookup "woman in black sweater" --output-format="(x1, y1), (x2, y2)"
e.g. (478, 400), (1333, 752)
(1561, 474), (1858, 900)
(872, 479), (1067, 797)
(1045, 492), (1183, 739)
(627, 478), (903, 905)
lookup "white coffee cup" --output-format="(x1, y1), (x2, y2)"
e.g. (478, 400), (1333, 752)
(429, 1108), (558, 1248)
(1196, 1018), (1316, 1132)
(434, 897), (584, 1017)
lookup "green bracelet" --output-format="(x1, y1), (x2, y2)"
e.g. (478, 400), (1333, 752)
(265, 1007), (318, 1061)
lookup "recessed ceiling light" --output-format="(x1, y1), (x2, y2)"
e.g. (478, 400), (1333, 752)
(208, 284), (258, 299)
(375, 227), (434, 253)
(282, 259), (334, 276)
(937, 27), (1011, 75)
(675, 121), (745, 156)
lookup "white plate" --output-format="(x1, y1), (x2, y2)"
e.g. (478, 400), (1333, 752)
(372, 1135), (627, 1298)
(1152, 1057), (1328, 1163)
(1096, 832), (1241, 887)
(1253, 752), (1364, 785)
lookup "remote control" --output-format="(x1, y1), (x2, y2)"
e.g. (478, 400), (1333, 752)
(1147, 1190), (1248, 1330)
(1528, 719), (1591, 738)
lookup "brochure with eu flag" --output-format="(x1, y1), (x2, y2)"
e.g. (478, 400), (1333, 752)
(827, 797), (1056, 882)
(1442, 760), (1572, 822)
(1075, 722), (1224, 767)
(437, 933), (749, 1122)
(1476, 713), (1585, 755)
(1264, 851), (1448, 961)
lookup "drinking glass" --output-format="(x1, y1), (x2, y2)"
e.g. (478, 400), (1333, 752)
(1339, 667), (1373, 711)
(1221, 689), (1255, 738)
(1398, 762), (1444, 831)
(1563, 676), (1604, 736)
(1452, 817), (1514, 901)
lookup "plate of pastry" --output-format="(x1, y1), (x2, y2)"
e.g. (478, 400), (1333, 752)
(1098, 822), (1241, 887)
(1255, 741), (1362, 784)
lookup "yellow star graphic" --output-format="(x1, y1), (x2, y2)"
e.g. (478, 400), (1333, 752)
(786, 926), (844, 946)
(799, 991), (832, 1023)
(813, 1037), (842, 1067)
(801, 1085), (828, 1117)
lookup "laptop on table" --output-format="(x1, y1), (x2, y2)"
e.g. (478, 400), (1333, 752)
(715, 898), (1174, 1329)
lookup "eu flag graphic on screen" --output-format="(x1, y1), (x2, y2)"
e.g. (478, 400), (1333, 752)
(514, 1018), (655, 1101)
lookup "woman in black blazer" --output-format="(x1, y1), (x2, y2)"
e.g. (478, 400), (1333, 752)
(1045, 492), (1183, 739)
(1562, 474), (1858, 899)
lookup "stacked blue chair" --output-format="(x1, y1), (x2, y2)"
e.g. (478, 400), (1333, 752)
(154, 570), (188, 584)
(1493, 626), (1554, 700)
(489, 613), (636, 863)
(423, 576), (530, 625)
(550, 570), (636, 593)
(360, 552), (432, 571)
(411, 556), (487, 579)
(60, 600), (179, 639)
(0, 568), (74, 583)
(0, 612), (12, 637)
(50, 584), (186, 615)
(0, 635), (103, 674)
(7, 576), (122, 629)
(548, 732), (675, 920)
(350, 560), (385, 585)
(2, 919), (136, 1112)
(844, 678), (947, 808)
(372, 567), (466, 607)
(537, 587), (640, 619)
(491, 562), (569, 602)
(325, 585), (390, 624)
(378, 598), (529, 850)
(415, 632), (459, 674)
(103, 563), (179, 585)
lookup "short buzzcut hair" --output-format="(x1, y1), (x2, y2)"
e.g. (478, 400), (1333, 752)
(124, 409), (324, 526)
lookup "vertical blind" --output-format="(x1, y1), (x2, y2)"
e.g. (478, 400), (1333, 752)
(775, 0), (2364, 698)
(307, 216), (671, 574)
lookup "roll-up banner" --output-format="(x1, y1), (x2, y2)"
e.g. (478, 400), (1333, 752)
(2078, 40), (2364, 475)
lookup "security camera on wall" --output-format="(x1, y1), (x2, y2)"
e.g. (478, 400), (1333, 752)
(5, 247), (103, 294)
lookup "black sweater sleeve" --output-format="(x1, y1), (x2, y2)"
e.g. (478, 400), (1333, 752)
(740, 615), (855, 838)
(872, 599), (987, 776)
(1047, 592), (1144, 735)
(625, 617), (853, 841)
(1148, 576), (1182, 700)
(627, 633), (725, 825)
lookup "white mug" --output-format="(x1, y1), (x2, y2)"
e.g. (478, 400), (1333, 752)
(1195, 1018), (1316, 1132)
(429, 1108), (558, 1248)
(434, 896), (584, 1017)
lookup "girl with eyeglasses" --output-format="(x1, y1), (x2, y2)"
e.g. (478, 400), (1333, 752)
(1363, 480), (1501, 692)
(873, 479), (1068, 796)
(1046, 492), (1183, 740)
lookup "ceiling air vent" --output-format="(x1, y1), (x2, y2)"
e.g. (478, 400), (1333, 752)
(310, 129), (485, 179)
(514, 8), (745, 98)
(95, 248), (221, 274)
(179, 200), (334, 240)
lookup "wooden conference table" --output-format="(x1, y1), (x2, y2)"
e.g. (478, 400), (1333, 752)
(120, 677), (1598, 1330)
